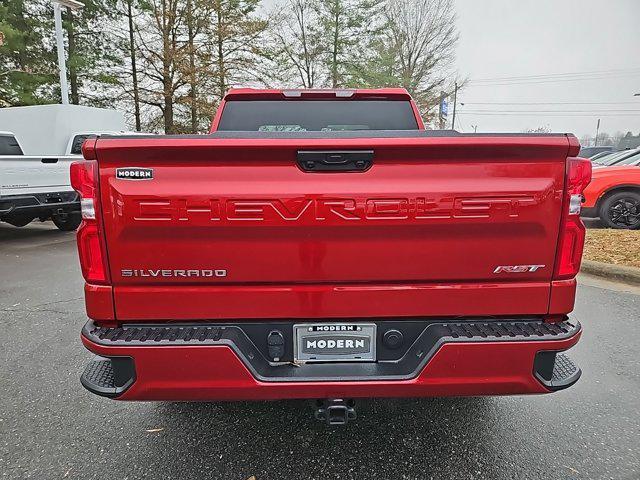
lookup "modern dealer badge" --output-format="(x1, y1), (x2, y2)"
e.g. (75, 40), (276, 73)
(116, 167), (153, 180)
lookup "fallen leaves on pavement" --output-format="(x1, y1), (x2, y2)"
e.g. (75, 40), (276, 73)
(584, 228), (640, 268)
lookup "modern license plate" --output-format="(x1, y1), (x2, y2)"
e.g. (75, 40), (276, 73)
(293, 323), (376, 363)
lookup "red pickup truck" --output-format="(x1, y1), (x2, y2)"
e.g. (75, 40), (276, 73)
(74, 88), (591, 424)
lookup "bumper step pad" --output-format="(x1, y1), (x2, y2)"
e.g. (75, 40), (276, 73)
(534, 352), (581, 391)
(80, 356), (136, 398)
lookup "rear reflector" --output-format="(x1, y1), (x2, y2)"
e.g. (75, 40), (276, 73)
(554, 157), (592, 280)
(80, 198), (95, 220)
(568, 194), (582, 215)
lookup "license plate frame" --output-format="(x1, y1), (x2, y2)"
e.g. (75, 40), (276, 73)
(293, 323), (377, 363)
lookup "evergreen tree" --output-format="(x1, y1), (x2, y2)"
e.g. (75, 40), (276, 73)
(62, 0), (122, 106)
(313, 0), (383, 88)
(0, 0), (56, 105)
(205, 0), (268, 99)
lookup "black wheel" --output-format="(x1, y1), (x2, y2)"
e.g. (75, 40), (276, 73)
(52, 212), (82, 231)
(598, 191), (640, 229)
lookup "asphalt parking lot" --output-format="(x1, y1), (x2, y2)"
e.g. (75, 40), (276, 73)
(1, 222), (639, 480)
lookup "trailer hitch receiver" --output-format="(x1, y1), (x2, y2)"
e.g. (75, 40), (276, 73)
(314, 398), (356, 425)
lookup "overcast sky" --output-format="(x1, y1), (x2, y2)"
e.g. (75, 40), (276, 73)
(453, 0), (640, 136)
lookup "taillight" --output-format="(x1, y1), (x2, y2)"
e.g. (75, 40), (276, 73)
(553, 157), (592, 280)
(70, 160), (110, 284)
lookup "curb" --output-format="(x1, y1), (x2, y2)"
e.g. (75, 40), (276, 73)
(580, 260), (640, 286)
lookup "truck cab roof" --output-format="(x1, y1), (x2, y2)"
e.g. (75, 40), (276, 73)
(212, 88), (423, 132)
(223, 87), (413, 100)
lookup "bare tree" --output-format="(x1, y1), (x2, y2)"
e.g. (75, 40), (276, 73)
(379, 0), (459, 110)
(595, 131), (613, 146)
(267, 0), (323, 88)
(524, 126), (551, 134)
(134, 0), (189, 133)
(611, 131), (625, 148)
(175, 0), (215, 132)
(109, 0), (266, 133)
(125, 0), (142, 130)
(185, 0), (197, 132)
(45, 0), (463, 131)
(203, 0), (268, 100)
(579, 134), (593, 146)
(266, 0), (384, 89)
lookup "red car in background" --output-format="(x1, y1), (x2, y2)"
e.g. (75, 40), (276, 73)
(582, 164), (640, 229)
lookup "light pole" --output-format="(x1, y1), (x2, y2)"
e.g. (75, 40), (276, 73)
(451, 82), (458, 130)
(53, 0), (84, 104)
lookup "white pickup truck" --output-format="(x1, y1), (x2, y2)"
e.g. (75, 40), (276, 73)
(0, 131), (108, 230)
(0, 105), (127, 231)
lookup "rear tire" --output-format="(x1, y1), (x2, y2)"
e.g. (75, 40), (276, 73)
(598, 191), (640, 229)
(52, 212), (82, 231)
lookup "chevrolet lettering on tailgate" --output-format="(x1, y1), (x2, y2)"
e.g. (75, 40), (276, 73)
(129, 196), (539, 223)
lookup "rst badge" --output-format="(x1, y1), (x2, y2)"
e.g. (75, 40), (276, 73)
(493, 264), (545, 273)
(116, 167), (153, 180)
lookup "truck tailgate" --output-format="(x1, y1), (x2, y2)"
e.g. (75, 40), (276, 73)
(0, 155), (76, 196)
(94, 133), (572, 320)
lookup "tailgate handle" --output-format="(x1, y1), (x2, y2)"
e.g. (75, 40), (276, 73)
(297, 150), (373, 172)
(41, 158), (59, 164)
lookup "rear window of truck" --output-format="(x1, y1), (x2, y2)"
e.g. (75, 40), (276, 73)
(70, 134), (97, 155)
(0, 134), (23, 155)
(217, 100), (419, 131)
